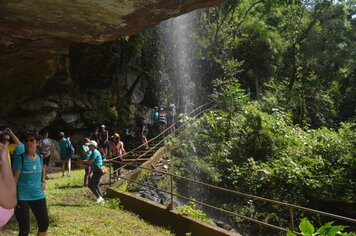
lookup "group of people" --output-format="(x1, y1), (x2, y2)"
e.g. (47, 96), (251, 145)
(0, 125), (126, 235)
(77, 128), (126, 195)
(141, 103), (177, 148)
(58, 126), (126, 203)
(0, 105), (178, 235)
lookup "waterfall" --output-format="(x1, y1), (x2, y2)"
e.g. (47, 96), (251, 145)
(155, 11), (240, 234)
(157, 11), (200, 112)
(157, 10), (205, 198)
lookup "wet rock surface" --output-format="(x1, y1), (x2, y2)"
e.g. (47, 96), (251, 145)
(127, 158), (174, 205)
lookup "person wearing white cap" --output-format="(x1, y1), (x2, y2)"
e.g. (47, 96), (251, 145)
(82, 140), (105, 204)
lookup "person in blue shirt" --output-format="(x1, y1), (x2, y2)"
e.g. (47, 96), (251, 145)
(58, 132), (71, 177)
(13, 132), (49, 236)
(83, 140), (105, 204)
(151, 106), (159, 132)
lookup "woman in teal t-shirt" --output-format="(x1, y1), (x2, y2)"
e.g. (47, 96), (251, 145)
(83, 140), (104, 204)
(13, 132), (49, 236)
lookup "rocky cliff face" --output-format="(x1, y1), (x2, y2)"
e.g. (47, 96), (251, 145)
(0, 0), (224, 132)
(1, 33), (164, 133)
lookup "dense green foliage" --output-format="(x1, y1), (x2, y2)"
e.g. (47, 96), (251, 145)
(196, 0), (355, 128)
(146, 0), (356, 235)
(167, 80), (355, 235)
(175, 201), (213, 224)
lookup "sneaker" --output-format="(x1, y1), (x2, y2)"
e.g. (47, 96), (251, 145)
(95, 196), (105, 204)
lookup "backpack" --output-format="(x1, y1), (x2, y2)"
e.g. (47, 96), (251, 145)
(67, 140), (76, 157)
(153, 111), (159, 121)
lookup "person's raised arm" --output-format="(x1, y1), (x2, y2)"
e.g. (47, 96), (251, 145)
(0, 143), (17, 209)
(4, 128), (20, 147)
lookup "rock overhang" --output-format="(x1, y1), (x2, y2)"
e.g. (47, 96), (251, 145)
(0, 0), (225, 126)
(0, 0), (225, 44)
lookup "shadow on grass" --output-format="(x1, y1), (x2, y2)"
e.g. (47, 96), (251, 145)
(56, 185), (84, 189)
(51, 202), (89, 207)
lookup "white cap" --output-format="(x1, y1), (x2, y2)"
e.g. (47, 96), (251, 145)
(100, 124), (105, 128)
(89, 140), (98, 147)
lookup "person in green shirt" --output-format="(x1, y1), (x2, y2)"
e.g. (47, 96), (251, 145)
(58, 132), (71, 177)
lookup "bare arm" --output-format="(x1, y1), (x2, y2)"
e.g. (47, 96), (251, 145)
(121, 142), (126, 154)
(0, 143), (17, 209)
(5, 128), (20, 147)
(41, 164), (46, 190)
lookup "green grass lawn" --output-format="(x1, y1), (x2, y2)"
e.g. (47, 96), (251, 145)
(1, 169), (173, 236)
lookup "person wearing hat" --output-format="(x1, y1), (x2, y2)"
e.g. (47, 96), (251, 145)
(82, 140), (105, 204)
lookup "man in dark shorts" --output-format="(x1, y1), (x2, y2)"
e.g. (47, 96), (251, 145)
(39, 131), (52, 180)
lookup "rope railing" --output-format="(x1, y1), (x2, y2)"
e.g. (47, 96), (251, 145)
(108, 160), (356, 235)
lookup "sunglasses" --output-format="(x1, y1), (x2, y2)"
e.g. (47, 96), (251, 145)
(25, 138), (36, 143)
(1, 138), (10, 142)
